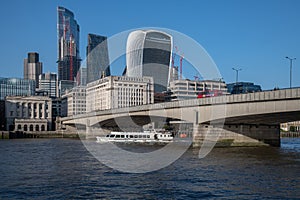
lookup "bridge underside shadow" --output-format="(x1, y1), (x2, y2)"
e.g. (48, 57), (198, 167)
(194, 111), (300, 147)
(221, 111), (300, 125)
(92, 115), (182, 132)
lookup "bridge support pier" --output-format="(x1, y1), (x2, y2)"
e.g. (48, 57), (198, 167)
(192, 124), (280, 147)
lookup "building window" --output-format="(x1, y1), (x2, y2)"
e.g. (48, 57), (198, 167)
(30, 125), (34, 131)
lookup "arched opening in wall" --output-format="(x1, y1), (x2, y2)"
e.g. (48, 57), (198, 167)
(30, 125), (34, 131)
(17, 124), (21, 130)
(41, 125), (45, 131)
(35, 125), (39, 131)
(24, 125), (28, 131)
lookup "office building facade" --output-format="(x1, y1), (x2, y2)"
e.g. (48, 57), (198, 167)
(57, 6), (80, 81)
(0, 78), (35, 100)
(227, 82), (262, 94)
(126, 30), (172, 93)
(58, 80), (76, 97)
(24, 52), (43, 88)
(86, 76), (153, 112)
(62, 86), (86, 116)
(38, 72), (57, 97)
(76, 67), (87, 86)
(86, 34), (110, 84)
(169, 79), (227, 100)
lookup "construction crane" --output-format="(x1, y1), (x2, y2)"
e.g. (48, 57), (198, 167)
(179, 53), (184, 80)
(174, 46), (184, 80)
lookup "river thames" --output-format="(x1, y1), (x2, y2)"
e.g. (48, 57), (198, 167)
(0, 138), (299, 199)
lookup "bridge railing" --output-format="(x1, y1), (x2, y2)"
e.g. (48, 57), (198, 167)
(224, 87), (300, 103)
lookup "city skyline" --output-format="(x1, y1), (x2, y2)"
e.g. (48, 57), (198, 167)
(0, 0), (299, 90)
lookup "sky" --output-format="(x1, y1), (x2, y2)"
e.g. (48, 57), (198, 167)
(0, 0), (299, 90)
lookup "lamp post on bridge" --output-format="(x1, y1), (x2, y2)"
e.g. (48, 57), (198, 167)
(232, 68), (242, 84)
(285, 56), (296, 88)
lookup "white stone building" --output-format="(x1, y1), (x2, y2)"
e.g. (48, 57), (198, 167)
(62, 86), (86, 117)
(86, 76), (154, 112)
(5, 96), (52, 131)
(169, 79), (227, 100)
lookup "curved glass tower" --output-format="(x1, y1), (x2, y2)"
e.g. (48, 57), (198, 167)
(126, 30), (172, 92)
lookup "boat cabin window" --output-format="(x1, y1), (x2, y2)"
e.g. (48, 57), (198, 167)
(147, 135), (150, 138)
(130, 135), (134, 138)
(110, 135), (115, 138)
(116, 135), (120, 138)
(121, 135), (125, 138)
(106, 135), (110, 137)
(134, 135), (138, 138)
(138, 135), (142, 138)
(142, 135), (147, 138)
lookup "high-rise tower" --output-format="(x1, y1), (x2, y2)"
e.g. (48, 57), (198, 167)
(86, 34), (110, 84)
(126, 30), (172, 93)
(57, 6), (80, 81)
(24, 52), (43, 88)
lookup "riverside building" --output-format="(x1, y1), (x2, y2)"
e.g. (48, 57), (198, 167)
(5, 96), (52, 131)
(86, 76), (154, 112)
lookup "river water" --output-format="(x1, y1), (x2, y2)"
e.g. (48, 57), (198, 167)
(0, 138), (299, 199)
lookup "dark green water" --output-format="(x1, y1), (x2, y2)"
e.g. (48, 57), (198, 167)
(0, 138), (299, 199)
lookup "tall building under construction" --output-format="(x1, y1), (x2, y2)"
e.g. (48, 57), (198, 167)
(57, 6), (81, 81)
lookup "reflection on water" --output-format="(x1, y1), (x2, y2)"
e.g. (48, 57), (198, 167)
(0, 138), (299, 199)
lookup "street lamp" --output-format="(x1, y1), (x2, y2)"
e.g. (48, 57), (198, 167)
(285, 56), (296, 88)
(232, 68), (242, 84)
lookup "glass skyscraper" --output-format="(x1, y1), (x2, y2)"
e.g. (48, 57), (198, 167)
(126, 30), (172, 93)
(0, 78), (35, 100)
(57, 6), (80, 81)
(86, 33), (110, 84)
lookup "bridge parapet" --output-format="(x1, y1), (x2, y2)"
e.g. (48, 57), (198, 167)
(63, 87), (300, 121)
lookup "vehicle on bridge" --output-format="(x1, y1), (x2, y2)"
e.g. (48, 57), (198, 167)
(96, 130), (174, 144)
(197, 90), (224, 98)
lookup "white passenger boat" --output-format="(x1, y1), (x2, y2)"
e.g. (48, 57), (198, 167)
(96, 130), (173, 143)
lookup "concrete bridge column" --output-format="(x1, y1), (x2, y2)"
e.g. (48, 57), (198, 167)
(192, 124), (281, 147)
(86, 119), (93, 139)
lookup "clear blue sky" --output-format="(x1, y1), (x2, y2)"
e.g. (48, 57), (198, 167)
(0, 0), (299, 90)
